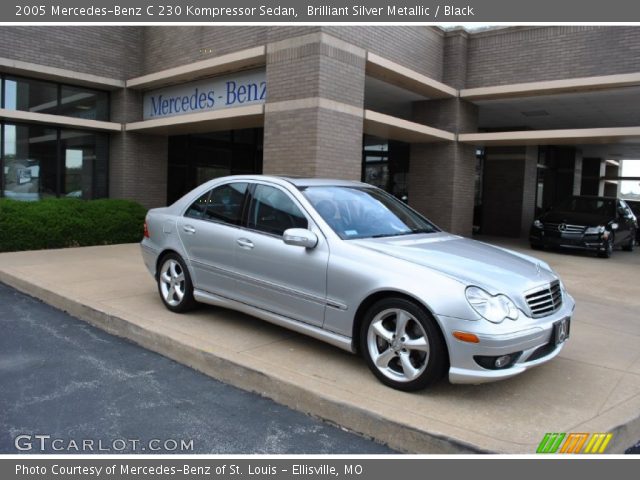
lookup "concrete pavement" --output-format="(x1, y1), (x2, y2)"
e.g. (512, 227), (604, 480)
(0, 241), (639, 453)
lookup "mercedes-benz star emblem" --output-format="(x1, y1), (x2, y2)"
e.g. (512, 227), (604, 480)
(558, 223), (567, 232)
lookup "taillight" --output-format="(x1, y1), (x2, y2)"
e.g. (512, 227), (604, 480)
(143, 221), (150, 238)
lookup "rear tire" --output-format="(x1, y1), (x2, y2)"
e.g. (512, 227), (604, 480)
(157, 253), (197, 313)
(360, 297), (447, 391)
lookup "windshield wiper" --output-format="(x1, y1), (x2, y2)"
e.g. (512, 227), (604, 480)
(369, 229), (433, 239)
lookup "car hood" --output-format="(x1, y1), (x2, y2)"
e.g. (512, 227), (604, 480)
(351, 233), (557, 304)
(540, 210), (612, 226)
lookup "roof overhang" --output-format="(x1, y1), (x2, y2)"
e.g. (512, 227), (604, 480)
(127, 46), (266, 90)
(364, 110), (455, 143)
(0, 57), (123, 90)
(461, 72), (640, 101)
(366, 53), (457, 99)
(124, 105), (264, 135)
(0, 108), (121, 132)
(459, 127), (640, 146)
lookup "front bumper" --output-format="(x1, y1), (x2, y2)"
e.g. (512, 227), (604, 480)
(530, 229), (606, 252)
(442, 293), (576, 384)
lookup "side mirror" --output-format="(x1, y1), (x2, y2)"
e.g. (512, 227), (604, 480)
(611, 222), (619, 231)
(283, 228), (318, 249)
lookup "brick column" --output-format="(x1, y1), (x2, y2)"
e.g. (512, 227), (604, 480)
(262, 33), (366, 179)
(109, 88), (168, 209)
(443, 29), (469, 90)
(408, 98), (478, 236)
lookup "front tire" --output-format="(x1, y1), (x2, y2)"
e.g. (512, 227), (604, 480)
(157, 253), (197, 313)
(598, 234), (614, 258)
(622, 232), (635, 252)
(360, 297), (447, 391)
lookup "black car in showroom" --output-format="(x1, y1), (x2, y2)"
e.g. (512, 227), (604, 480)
(530, 196), (637, 258)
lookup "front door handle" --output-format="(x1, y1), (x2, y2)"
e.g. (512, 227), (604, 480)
(236, 238), (254, 250)
(183, 225), (196, 234)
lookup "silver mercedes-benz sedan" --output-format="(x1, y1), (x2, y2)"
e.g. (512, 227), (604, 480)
(141, 175), (575, 391)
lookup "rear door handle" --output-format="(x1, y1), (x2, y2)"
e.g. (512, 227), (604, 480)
(236, 238), (254, 249)
(183, 225), (196, 234)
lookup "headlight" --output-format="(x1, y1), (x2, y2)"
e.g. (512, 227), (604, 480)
(465, 286), (519, 323)
(533, 219), (544, 229)
(585, 225), (605, 235)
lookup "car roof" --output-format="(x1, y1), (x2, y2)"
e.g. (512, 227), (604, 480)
(277, 176), (369, 188)
(211, 174), (370, 188)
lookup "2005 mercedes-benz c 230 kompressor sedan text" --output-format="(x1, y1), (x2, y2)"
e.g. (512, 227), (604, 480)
(141, 175), (575, 391)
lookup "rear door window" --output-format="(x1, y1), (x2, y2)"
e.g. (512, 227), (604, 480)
(185, 182), (248, 225)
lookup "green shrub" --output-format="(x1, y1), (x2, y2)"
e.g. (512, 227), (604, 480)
(0, 198), (147, 252)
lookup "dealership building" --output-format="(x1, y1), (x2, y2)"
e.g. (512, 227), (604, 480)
(1, 25), (639, 237)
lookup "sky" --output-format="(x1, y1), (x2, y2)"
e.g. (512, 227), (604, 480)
(621, 160), (640, 195)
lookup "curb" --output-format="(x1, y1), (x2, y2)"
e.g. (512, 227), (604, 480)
(0, 270), (487, 454)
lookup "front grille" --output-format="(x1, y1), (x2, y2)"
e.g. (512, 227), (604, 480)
(525, 281), (563, 318)
(543, 223), (586, 234)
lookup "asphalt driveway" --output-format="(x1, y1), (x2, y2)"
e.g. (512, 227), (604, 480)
(0, 283), (392, 454)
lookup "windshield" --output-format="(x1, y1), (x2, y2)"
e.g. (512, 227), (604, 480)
(555, 197), (615, 216)
(301, 186), (439, 240)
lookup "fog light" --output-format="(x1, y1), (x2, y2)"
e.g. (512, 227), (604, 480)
(474, 352), (522, 370)
(495, 355), (511, 368)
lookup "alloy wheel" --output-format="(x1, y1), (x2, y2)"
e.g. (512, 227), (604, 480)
(159, 258), (186, 307)
(366, 308), (430, 383)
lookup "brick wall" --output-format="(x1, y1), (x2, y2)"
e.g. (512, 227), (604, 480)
(466, 26), (640, 88)
(409, 142), (476, 236)
(0, 26), (142, 79)
(140, 26), (269, 74)
(323, 26), (444, 80)
(110, 132), (168, 209)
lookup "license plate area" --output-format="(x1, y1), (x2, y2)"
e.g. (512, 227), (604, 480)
(554, 317), (571, 345)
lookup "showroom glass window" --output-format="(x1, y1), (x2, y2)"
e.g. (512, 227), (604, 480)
(0, 75), (109, 200)
(3, 75), (109, 121)
(2, 123), (109, 200)
(361, 135), (409, 201)
(2, 124), (58, 200)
